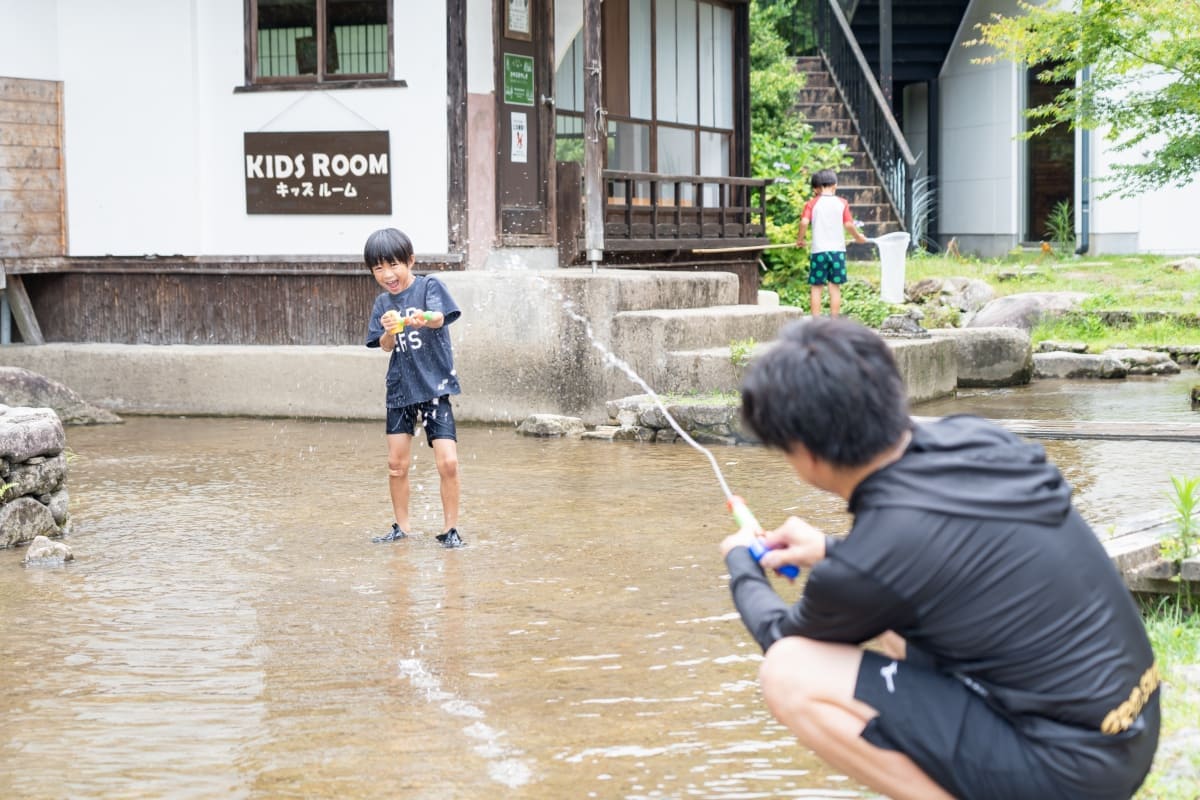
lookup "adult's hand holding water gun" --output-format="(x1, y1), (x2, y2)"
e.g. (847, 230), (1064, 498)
(720, 501), (825, 581)
(722, 496), (801, 580)
(758, 515), (828, 576)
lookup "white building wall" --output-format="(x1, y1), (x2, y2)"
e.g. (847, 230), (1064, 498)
(901, 83), (929, 180)
(937, 0), (1023, 256)
(467, 0), (496, 94)
(1086, 69), (1200, 255)
(0, 1), (60, 79)
(939, 0), (1200, 256)
(4, 0), (450, 258)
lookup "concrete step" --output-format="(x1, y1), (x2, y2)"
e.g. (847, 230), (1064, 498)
(612, 305), (804, 384)
(658, 343), (772, 395)
(813, 133), (863, 153)
(795, 87), (841, 105)
(550, 268), (740, 312)
(795, 101), (853, 122)
(613, 304), (803, 354)
(808, 117), (859, 137)
(839, 184), (885, 205)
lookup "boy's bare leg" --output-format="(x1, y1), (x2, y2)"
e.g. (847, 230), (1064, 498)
(386, 432), (414, 531)
(759, 637), (954, 800)
(432, 438), (460, 531)
(829, 283), (843, 316)
(810, 285), (824, 317)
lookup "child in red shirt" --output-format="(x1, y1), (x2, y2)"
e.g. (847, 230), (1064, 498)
(796, 169), (867, 316)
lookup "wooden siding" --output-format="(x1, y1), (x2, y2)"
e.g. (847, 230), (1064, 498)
(4, 257), (460, 345)
(0, 77), (65, 257)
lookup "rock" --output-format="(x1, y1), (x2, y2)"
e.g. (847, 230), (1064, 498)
(968, 292), (1088, 332)
(1101, 348), (1181, 376)
(906, 278), (944, 303)
(22, 534), (73, 564)
(941, 277), (995, 316)
(880, 310), (930, 339)
(0, 367), (121, 425)
(6, 452), (67, 499)
(756, 289), (780, 307)
(515, 414), (586, 437)
(0, 496), (63, 548)
(47, 487), (70, 527)
(0, 406), (66, 463)
(1033, 352), (1127, 380)
(928, 327), (1032, 387)
(1166, 256), (1200, 273)
(1037, 340), (1088, 354)
(1182, 557), (1200, 582)
(606, 396), (653, 427)
(612, 425), (653, 441)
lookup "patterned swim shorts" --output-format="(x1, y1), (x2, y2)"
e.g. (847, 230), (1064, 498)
(809, 250), (848, 285)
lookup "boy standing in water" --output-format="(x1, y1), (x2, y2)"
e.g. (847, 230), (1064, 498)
(364, 227), (465, 548)
(796, 169), (867, 316)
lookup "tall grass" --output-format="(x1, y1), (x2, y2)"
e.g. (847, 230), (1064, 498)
(1135, 596), (1200, 799)
(1031, 316), (1200, 350)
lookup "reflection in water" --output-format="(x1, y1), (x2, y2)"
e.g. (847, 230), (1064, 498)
(915, 373), (1200, 531)
(1, 372), (1195, 798)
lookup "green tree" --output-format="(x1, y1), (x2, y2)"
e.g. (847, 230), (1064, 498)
(970, 0), (1200, 197)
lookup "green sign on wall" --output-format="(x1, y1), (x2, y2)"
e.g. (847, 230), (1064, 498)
(503, 53), (535, 107)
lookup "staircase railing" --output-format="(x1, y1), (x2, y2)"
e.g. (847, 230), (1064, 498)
(800, 0), (916, 232)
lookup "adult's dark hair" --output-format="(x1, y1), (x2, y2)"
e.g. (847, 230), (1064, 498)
(741, 318), (910, 467)
(363, 227), (414, 269)
(810, 169), (838, 191)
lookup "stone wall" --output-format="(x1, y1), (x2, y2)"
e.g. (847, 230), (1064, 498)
(0, 406), (71, 548)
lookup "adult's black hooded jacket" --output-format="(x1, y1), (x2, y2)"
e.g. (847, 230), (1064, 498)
(726, 414), (1157, 748)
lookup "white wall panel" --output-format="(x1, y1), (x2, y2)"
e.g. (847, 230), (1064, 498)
(34, 0), (450, 257)
(0, 0), (60, 79)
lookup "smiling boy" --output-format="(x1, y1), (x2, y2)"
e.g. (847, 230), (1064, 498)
(364, 227), (464, 548)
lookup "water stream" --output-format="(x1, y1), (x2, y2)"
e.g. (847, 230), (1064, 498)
(1, 373), (1197, 798)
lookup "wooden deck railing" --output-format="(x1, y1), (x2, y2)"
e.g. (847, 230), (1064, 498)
(601, 169), (770, 251)
(556, 164), (771, 259)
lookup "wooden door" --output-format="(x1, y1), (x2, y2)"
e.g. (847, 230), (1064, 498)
(496, 0), (555, 244)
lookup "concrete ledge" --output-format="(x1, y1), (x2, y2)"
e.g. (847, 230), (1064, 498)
(0, 332), (962, 421)
(0, 343), (386, 419)
(887, 336), (958, 404)
(928, 327), (1032, 387)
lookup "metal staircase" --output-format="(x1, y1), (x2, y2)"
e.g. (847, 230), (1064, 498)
(793, 55), (905, 250)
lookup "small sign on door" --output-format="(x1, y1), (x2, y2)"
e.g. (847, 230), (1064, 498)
(511, 112), (528, 164)
(503, 53), (535, 106)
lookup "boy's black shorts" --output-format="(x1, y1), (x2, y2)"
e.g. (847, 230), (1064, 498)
(386, 397), (457, 446)
(855, 649), (1158, 800)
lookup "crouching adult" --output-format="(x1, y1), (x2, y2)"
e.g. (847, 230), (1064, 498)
(721, 317), (1159, 800)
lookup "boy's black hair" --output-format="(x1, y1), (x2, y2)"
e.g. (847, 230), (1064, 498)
(363, 227), (414, 269)
(810, 169), (839, 191)
(740, 318), (910, 467)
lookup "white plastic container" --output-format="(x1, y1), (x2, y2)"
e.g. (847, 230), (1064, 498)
(872, 231), (911, 304)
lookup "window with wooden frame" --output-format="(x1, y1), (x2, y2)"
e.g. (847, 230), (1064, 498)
(554, 0), (736, 204)
(246, 0), (393, 86)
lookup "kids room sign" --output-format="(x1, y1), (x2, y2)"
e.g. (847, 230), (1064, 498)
(244, 131), (391, 214)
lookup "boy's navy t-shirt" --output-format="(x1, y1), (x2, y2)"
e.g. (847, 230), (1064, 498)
(365, 275), (462, 408)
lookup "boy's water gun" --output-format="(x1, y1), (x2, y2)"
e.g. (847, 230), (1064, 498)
(387, 310), (436, 335)
(727, 495), (800, 581)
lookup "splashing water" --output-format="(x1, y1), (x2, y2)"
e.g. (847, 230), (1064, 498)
(533, 274), (736, 503)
